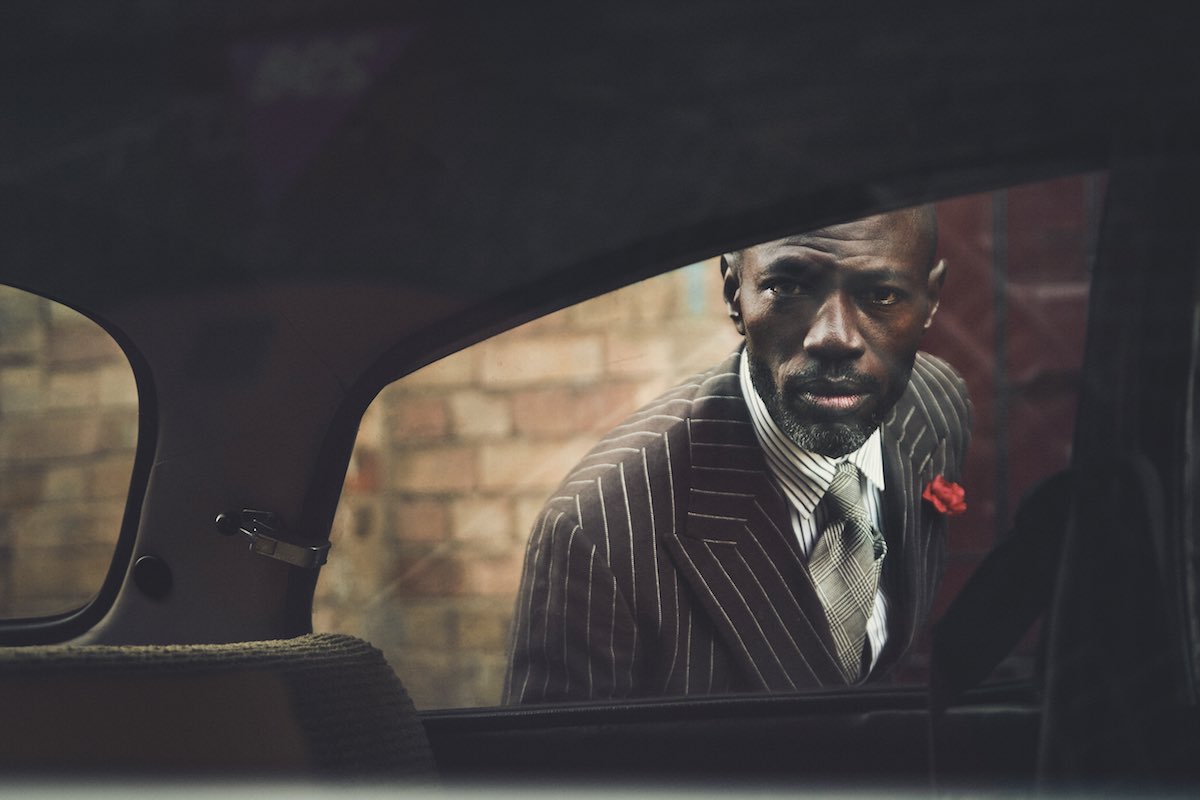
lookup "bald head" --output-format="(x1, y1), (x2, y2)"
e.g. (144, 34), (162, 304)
(722, 205), (939, 279)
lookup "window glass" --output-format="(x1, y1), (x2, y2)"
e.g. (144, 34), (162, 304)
(315, 173), (1105, 708)
(0, 286), (139, 618)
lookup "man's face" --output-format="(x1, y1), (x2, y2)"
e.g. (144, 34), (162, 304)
(724, 210), (944, 457)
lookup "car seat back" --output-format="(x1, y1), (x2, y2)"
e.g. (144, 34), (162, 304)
(0, 633), (436, 778)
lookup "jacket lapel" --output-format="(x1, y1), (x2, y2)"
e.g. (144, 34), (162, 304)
(662, 355), (844, 691)
(874, 385), (948, 675)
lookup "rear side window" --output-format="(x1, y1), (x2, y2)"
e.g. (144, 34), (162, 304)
(0, 286), (138, 618)
(316, 173), (1103, 708)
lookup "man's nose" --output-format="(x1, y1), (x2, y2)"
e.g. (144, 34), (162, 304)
(803, 292), (866, 360)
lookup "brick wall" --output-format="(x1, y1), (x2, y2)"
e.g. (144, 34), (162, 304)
(0, 287), (139, 618)
(313, 260), (741, 707)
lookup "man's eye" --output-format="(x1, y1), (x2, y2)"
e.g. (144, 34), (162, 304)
(767, 280), (807, 296)
(865, 288), (901, 306)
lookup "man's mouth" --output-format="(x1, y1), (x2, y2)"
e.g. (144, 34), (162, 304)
(799, 391), (868, 412)
(791, 379), (874, 414)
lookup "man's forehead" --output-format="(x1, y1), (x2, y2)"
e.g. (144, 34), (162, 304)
(745, 210), (932, 264)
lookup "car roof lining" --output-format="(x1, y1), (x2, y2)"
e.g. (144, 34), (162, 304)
(3, 0), (1199, 644)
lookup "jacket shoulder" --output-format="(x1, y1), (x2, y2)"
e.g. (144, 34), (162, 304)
(906, 351), (972, 465)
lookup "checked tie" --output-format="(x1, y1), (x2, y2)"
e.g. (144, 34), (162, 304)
(808, 461), (888, 684)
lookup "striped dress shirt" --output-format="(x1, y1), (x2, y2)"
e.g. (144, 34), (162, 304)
(737, 353), (889, 674)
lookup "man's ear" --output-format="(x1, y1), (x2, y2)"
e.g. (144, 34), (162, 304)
(720, 255), (746, 336)
(923, 258), (947, 330)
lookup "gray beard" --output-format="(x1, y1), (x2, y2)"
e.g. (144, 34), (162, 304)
(747, 355), (880, 458)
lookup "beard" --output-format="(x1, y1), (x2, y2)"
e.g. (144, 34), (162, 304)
(747, 352), (906, 458)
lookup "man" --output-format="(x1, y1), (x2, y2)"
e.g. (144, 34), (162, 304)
(504, 207), (970, 703)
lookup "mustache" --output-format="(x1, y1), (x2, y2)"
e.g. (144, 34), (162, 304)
(782, 368), (881, 396)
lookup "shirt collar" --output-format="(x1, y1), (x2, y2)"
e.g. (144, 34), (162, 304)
(738, 348), (885, 521)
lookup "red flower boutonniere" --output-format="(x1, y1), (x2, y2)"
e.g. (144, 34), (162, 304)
(923, 475), (967, 516)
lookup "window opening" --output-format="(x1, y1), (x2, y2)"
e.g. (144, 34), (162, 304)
(316, 174), (1105, 707)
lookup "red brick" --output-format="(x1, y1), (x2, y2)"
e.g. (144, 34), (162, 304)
(386, 396), (448, 443)
(387, 555), (465, 596)
(450, 497), (514, 551)
(461, 554), (523, 596)
(604, 334), (675, 378)
(396, 351), (474, 388)
(479, 438), (593, 492)
(448, 391), (512, 438)
(477, 335), (603, 387)
(509, 387), (575, 437)
(392, 446), (476, 492)
(668, 325), (742, 376)
(392, 499), (450, 541)
(511, 383), (641, 437)
(343, 446), (381, 494)
(568, 270), (692, 328)
(566, 284), (640, 328)
(330, 495), (385, 543)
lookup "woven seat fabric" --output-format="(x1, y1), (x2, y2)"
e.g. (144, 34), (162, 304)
(0, 633), (436, 778)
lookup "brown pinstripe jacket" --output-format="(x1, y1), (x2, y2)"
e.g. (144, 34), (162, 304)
(504, 348), (971, 704)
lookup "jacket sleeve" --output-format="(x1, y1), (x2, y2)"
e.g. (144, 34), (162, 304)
(503, 502), (638, 704)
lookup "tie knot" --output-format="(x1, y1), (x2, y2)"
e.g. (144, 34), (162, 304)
(825, 461), (886, 560)
(825, 461), (866, 517)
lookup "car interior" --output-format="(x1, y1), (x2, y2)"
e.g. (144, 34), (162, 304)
(1, 0), (1199, 793)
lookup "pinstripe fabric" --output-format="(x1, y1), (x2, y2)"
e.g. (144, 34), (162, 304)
(504, 347), (971, 704)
